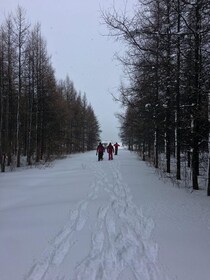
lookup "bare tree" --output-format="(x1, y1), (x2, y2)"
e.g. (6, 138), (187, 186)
(13, 6), (30, 167)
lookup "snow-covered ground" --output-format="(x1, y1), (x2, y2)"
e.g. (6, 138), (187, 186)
(0, 149), (210, 280)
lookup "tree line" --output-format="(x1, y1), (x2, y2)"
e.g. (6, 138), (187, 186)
(0, 6), (100, 172)
(103, 0), (210, 195)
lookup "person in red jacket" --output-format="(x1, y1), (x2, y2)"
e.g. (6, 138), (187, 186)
(107, 142), (114, 160)
(113, 142), (120, 155)
(96, 142), (104, 161)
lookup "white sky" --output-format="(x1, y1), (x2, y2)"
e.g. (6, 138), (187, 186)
(0, 0), (134, 142)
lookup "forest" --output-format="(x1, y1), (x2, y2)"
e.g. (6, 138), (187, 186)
(0, 6), (100, 172)
(103, 0), (210, 195)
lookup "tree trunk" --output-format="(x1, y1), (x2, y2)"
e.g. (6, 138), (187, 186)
(192, 119), (199, 190)
(176, 0), (181, 180)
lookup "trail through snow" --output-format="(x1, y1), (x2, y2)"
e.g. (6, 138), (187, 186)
(24, 155), (169, 280)
(1, 150), (210, 280)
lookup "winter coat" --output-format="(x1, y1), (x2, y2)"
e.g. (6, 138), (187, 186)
(97, 144), (104, 153)
(107, 144), (114, 154)
(114, 143), (120, 149)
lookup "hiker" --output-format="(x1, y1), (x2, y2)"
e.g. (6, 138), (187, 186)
(96, 142), (104, 161)
(113, 142), (120, 155)
(107, 142), (114, 160)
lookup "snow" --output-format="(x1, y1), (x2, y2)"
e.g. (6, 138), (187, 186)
(0, 149), (210, 280)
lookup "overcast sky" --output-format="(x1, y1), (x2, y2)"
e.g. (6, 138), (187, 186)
(0, 0), (135, 142)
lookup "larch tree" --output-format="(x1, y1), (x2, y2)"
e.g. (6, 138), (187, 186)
(13, 6), (30, 167)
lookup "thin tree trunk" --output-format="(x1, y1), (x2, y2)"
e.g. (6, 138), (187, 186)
(176, 0), (181, 180)
(207, 95), (210, 196)
(192, 1), (202, 190)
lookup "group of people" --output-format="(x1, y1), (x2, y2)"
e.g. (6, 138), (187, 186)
(96, 142), (120, 161)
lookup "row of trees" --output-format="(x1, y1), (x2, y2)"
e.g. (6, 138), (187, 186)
(103, 0), (210, 194)
(0, 6), (100, 172)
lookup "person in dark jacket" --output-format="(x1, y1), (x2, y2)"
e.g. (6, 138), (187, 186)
(107, 142), (114, 160)
(96, 142), (104, 161)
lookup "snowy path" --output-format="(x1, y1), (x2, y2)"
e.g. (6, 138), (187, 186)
(1, 150), (210, 280)
(24, 155), (169, 280)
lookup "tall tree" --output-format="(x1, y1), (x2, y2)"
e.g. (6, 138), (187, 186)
(13, 6), (30, 167)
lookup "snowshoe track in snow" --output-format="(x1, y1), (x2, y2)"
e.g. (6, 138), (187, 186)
(25, 156), (169, 280)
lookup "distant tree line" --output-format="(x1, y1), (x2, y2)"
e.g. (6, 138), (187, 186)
(103, 0), (210, 194)
(0, 6), (100, 172)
